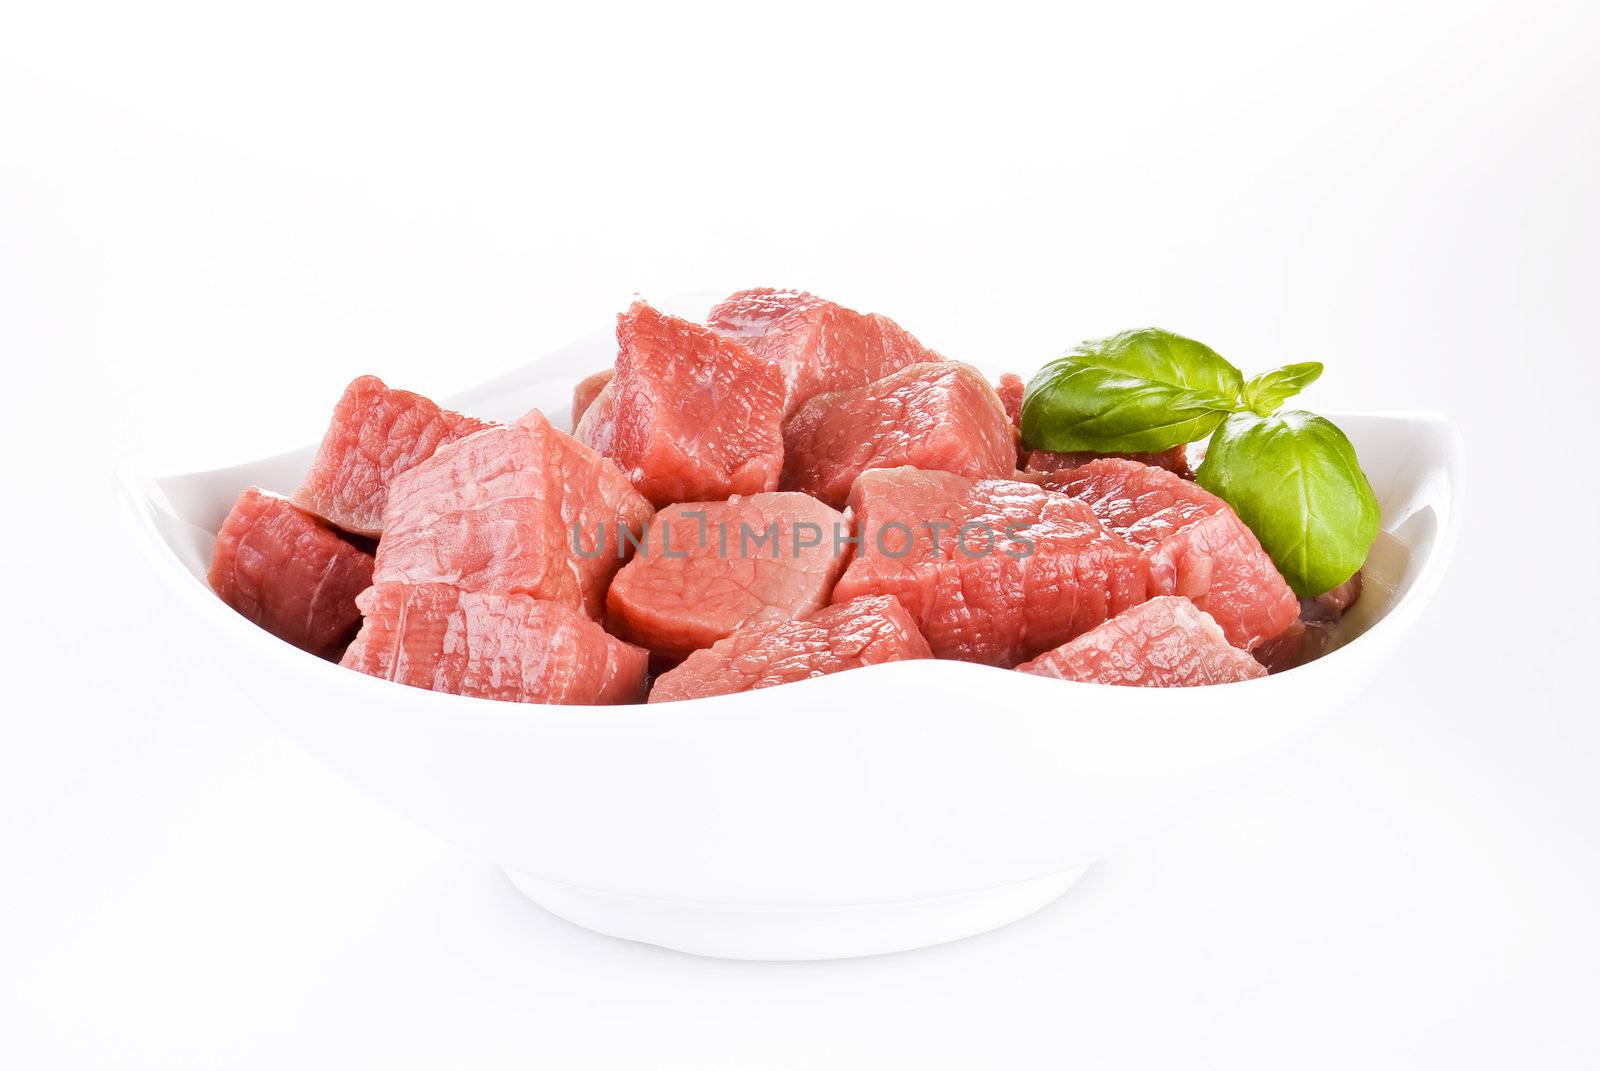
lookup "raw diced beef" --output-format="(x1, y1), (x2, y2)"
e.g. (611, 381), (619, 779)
(707, 288), (944, 416)
(1305, 569), (1363, 621)
(575, 301), (785, 506)
(1017, 596), (1266, 687)
(704, 287), (828, 338)
(1254, 569), (1365, 673)
(294, 375), (494, 537)
(607, 493), (850, 658)
(996, 372), (1026, 428)
(208, 487), (374, 656)
(648, 595), (931, 703)
(1024, 445), (1192, 479)
(781, 362), (1017, 509)
(375, 409), (653, 618)
(831, 468), (1148, 666)
(995, 372), (1029, 467)
(1053, 458), (1298, 650)
(571, 369), (614, 431)
(341, 582), (648, 705)
(1250, 619), (1327, 674)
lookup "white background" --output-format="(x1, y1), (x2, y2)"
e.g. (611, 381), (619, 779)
(3, 2), (1597, 1067)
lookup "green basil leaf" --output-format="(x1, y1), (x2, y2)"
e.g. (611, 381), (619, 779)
(1020, 328), (1246, 452)
(1196, 410), (1380, 598)
(1242, 361), (1323, 416)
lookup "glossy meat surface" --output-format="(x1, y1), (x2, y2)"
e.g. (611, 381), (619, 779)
(832, 468), (1148, 666)
(570, 369), (614, 431)
(342, 582), (648, 705)
(648, 595), (931, 703)
(575, 301), (785, 506)
(294, 375), (494, 537)
(607, 493), (850, 658)
(781, 362), (1016, 509)
(995, 372), (1026, 428)
(209, 487), (373, 656)
(1018, 596), (1267, 687)
(375, 409), (653, 617)
(704, 287), (828, 338)
(1053, 458), (1298, 650)
(707, 288), (943, 416)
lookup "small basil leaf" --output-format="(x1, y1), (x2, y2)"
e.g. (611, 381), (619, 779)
(1195, 410), (1380, 598)
(1242, 361), (1323, 416)
(1020, 328), (1246, 452)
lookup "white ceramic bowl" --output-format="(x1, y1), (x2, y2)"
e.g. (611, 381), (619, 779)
(119, 298), (1462, 960)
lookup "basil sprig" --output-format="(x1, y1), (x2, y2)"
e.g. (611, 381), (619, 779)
(1021, 328), (1376, 597)
(1020, 329), (1245, 452)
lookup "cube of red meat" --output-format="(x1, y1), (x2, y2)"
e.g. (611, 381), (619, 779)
(1305, 569), (1363, 621)
(781, 362), (1017, 509)
(575, 301), (785, 507)
(1017, 596), (1267, 687)
(1253, 568), (1365, 673)
(831, 468), (1148, 666)
(209, 487), (373, 656)
(570, 369), (614, 431)
(704, 287), (828, 338)
(648, 595), (931, 703)
(706, 288), (944, 416)
(375, 409), (653, 618)
(996, 372), (1026, 428)
(342, 582), (648, 705)
(294, 375), (494, 537)
(1053, 458), (1299, 650)
(607, 493), (850, 658)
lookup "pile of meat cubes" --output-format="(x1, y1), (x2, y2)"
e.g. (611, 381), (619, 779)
(208, 289), (1358, 704)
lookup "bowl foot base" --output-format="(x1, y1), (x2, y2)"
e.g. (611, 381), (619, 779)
(503, 865), (1091, 961)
